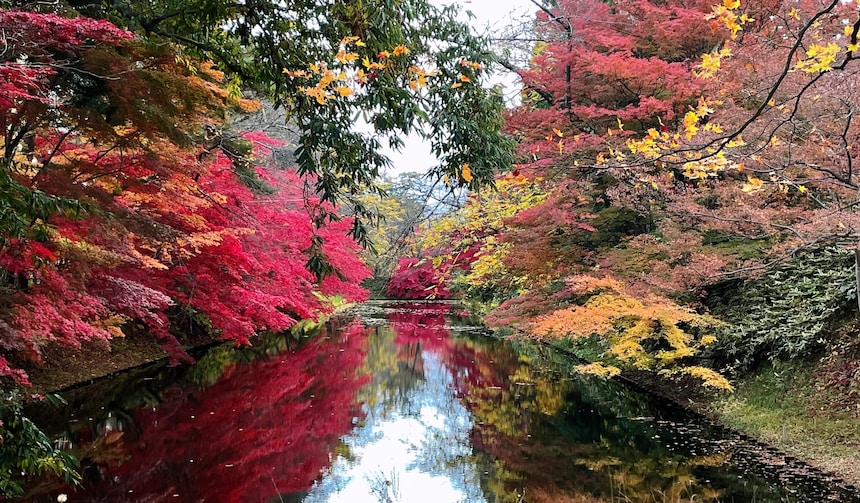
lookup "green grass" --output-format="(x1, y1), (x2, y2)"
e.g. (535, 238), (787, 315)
(711, 360), (860, 485)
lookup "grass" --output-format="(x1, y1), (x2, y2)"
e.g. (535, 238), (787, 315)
(710, 360), (860, 486)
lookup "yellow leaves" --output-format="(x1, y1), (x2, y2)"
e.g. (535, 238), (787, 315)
(529, 273), (727, 388)
(626, 127), (667, 159)
(794, 42), (840, 73)
(408, 66), (432, 90)
(683, 110), (699, 140)
(706, 0), (747, 38)
(787, 7), (800, 20)
(742, 175), (764, 193)
(419, 175), (548, 257)
(361, 56), (386, 70)
(723, 135), (745, 148)
(300, 85), (330, 105)
(576, 362), (621, 379)
(287, 41), (437, 102)
(335, 49), (359, 64)
(696, 96), (715, 117)
(703, 122), (723, 134)
(552, 128), (563, 138)
(339, 36), (364, 47)
(695, 47), (732, 79)
(663, 366), (734, 391)
(333, 85), (353, 98)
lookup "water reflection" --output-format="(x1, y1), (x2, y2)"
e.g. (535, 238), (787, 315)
(305, 304), (486, 502)
(20, 301), (860, 503)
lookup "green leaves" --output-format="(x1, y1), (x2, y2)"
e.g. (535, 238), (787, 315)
(93, 0), (513, 238)
(0, 167), (83, 245)
(713, 247), (857, 372)
(0, 390), (81, 498)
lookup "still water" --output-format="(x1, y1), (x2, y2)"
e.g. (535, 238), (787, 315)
(23, 301), (860, 502)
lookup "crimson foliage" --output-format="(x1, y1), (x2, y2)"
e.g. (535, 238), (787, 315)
(0, 10), (370, 384)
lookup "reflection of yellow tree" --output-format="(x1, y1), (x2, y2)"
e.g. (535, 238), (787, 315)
(594, 457), (724, 503)
(356, 326), (422, 411)
(462, 342), (571, 441)
(460, 340), (734, 503)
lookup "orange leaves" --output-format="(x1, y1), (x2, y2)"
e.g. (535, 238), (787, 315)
(451, 73), (471, 89)
(441, 163), (473, 186)
(450, 59), (482, 89)
(528, 274), (731, 390)
(460, 163), (473, 183)
(283, 40), (435, 103)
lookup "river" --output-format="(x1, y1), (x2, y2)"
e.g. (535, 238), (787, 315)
(20, 301), (860, 502)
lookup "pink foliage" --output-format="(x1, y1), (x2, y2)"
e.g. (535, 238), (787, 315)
(386, 258), (451, 299)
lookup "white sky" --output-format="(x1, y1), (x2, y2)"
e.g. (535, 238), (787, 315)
(380, 0), (535, 177)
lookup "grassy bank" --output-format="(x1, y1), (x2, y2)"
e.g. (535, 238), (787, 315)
(706, 360), (860, 487)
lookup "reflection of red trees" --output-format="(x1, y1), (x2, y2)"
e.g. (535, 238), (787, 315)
(386, 302), (512, 395)
(386, 302), (452, 352)
(67, 323), (371, 502)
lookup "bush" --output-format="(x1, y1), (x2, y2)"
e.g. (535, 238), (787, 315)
(710, 246), (856, 373)
(0, 389), (80, 497)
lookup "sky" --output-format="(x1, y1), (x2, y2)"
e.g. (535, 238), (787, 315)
(379, 0), (535, 177)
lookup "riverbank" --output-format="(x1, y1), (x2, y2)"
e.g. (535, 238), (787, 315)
(20, 331), (180, 395)
(705, 361), (860, 488)
(609, 356), (860, 489)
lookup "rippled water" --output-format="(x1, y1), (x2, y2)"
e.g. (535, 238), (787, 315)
(21, 301), (860, 502)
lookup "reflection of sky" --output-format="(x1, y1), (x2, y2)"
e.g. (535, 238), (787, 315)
(304, 352), (487, 503)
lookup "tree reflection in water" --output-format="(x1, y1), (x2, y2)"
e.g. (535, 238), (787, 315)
(42, 323), (370, 502)
(25, 302), (860, 503)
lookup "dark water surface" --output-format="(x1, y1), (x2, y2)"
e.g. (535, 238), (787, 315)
(22, 301), (860, 502)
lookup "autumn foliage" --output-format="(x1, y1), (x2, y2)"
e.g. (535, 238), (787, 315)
(388, 0), (860, 388)
(0, 10), (370, 385)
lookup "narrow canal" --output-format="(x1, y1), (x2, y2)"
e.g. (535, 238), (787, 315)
(21, 301), (860, 502)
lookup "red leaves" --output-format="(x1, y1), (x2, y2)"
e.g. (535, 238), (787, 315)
(0, 7), (371, 383)
(386, 258), (451, 299)
(0, 10), (133, 54)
